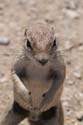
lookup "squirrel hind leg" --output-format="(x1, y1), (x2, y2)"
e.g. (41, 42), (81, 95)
(1, 102), (26, 125)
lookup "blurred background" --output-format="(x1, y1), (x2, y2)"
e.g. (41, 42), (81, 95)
(0, 0), (83, 125)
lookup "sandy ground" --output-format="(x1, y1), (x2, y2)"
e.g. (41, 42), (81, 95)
(0, 0), (83, 125)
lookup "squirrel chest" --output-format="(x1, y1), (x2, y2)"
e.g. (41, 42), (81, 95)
(20, 62), (54, 101)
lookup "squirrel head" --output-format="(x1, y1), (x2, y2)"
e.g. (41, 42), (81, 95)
(23, 23), (57, 66)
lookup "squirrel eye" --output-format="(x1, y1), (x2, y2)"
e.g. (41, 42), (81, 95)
(52, 39), (56, 48)
(42, 93), (46, 98)
(26, 39), (33, 50)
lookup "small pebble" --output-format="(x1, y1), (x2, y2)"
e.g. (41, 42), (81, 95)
(45, 18), (54, 24)
(0, 37), (10, 45)
(76, 112), (83, 122)
(73, 71), (82, 79)
(0, 73), (8, 83)
(63, 9), (79, 19)
(67, 10), (79, 19)
(64, 41), (73, 50)
(68, 80), (74, 85)
(18, 118), (28, 125)
(78, 46), (83, 51)
(65, 1), (78, 10)
(0, 77), (7, 83)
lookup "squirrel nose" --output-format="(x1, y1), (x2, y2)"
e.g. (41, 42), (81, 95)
(38, 59), (48, 65)
(35, 53), (49, 65)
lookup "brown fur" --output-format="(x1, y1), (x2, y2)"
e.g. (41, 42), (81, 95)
(1, 23), (66, 125)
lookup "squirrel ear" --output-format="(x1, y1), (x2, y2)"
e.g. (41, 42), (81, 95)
(24, 29), (28, 36)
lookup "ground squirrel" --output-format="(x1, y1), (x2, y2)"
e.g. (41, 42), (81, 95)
(1, 23), (66, 125)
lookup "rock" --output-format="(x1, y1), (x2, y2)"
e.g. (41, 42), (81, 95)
(0, 73), (8, 83)
(78, 46), (83, 51)
(63, 101), (69, 110)
(66, 109), (72, 116)
(0, 76), (8, 83)
(45, 18), (54, 24)
(68, 80), (74, 85)
(73, 71), (82, 79)
(76, 111), (83, 122)
(0, 37), (10, 45)
(67, 10), (79, 19)
(74, 123), (78, 125)
(65, 1), (78, 10)
(63, 9), (79, 19)
(64, 41), (73, 50)
(18, 118), (28, 125)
